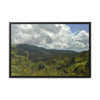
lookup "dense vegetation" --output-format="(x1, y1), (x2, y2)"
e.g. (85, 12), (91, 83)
(11, 44), (90, 77)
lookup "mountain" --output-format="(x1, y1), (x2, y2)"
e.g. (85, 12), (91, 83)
(12, 44), (79, 62)
(11, 44), (90, 76)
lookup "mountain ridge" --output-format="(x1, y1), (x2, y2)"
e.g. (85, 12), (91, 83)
(12, 44), (81, 62)
(11, 44), (90, 76)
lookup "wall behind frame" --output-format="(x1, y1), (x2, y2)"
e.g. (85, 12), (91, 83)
(0, 0), (99, 100)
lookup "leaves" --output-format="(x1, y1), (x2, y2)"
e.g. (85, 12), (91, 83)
(11, 45), (90, 76)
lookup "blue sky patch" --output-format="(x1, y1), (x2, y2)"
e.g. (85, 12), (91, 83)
(66, 24), (89, 34)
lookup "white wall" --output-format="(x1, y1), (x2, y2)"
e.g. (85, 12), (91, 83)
(0, 0), (99, 100)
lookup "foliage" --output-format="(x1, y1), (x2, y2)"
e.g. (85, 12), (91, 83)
(11, 45), (90, 77)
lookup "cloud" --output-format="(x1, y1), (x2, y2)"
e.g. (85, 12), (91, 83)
(11, 24), (89, 51)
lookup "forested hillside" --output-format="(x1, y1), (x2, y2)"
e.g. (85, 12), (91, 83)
(14, 44), (78, 62)
(11, 44), (90, 77)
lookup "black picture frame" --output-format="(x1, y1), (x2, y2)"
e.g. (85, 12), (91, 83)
(9, 22), (91, 78)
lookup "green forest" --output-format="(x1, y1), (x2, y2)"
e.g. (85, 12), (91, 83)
(11, 44), (90, 77)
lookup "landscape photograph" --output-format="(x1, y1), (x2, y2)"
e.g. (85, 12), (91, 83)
(10, 23), (91, 77)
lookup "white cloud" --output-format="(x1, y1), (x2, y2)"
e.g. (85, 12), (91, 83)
(11, 24), (89, 51)
(17, 24), (32, 29)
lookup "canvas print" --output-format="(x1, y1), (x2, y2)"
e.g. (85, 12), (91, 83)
(10, 22), (91, 77)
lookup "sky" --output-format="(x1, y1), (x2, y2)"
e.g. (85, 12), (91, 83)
(11, 24), (89, 52)
(66, 24), (89, 33)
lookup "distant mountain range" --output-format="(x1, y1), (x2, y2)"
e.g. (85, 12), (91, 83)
(12, 44), (79, 62)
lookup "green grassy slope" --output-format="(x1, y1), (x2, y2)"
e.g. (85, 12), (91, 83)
(11, 45), (90, 77)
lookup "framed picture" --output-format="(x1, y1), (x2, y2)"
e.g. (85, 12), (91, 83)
(9, 22), (91, 78)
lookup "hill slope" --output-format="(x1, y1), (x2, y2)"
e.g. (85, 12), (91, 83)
(11, 44), (90, 77)
(13, 44), (79, 62)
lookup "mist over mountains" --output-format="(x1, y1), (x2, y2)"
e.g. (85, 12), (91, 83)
(11, 24), (89, 52)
